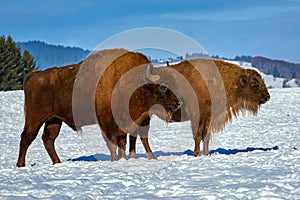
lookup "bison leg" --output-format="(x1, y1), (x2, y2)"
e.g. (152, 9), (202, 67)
(138, 118), (157, 159)
(129, 132), (156, 159)
(193, 135), (202, 157)
(129, 135), (137, 158)
(203, 139), (210, 156)
(193, 119), (211, 157)
(192, 121), (203, 157)
(17, 123), (43, 167)
(141, 137), (157, 160)
(100, 129), (119, 161)
(139, 128), (157, 160)
(42, 118), (62, 165)
(192, 120), (205, 157)
(129, 117), (156, 160)
(194, 135), (211, 156)
(117, 131), (127, 160)
(202, 122), (210, 156)
(108, 138), (118, 161)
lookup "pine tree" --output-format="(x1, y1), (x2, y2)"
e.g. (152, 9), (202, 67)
(0, 35), (37, 91)
(292, 72), (297, 79)
(272, 66), (280, 78)
(20, 50), (36, 84)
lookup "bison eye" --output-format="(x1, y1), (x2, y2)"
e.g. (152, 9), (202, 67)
(251, 78), (259, 88)
(159, 83), (169, 93)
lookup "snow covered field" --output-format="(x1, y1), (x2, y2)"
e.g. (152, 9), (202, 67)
(0, 88), (299, 199)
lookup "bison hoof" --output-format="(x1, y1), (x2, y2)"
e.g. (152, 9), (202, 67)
(193, 151), (200, 157)
(147, 153), (157, 160)
(111, 155), (119, 162)
(16, 162), (25, 167)
(129, 152), (137, 159)
(52, 161), (61, 165)
(117, 155), (127, 161)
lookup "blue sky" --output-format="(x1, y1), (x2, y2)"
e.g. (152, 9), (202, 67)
(1, 0), (300, 62)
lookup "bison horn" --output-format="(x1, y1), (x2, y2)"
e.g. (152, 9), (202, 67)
(146, 64), (160, 82)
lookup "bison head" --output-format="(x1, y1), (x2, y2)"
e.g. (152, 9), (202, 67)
(145, 64), (185, 122)
(238, 69), (270, 106)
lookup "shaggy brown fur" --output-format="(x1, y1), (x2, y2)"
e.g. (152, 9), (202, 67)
(129, 58), (270, 157)
(17, 49), (180, 167)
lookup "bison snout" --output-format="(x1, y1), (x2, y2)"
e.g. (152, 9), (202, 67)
(259, 94), (270, 104)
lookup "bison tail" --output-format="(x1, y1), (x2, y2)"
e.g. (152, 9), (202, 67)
(23, 71), (36, 86)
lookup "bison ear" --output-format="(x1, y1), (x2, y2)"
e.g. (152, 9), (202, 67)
(239, 75), (247, 88)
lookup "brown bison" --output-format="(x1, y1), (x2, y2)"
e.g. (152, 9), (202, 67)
(17, 48), (180, 167)
(129, 58), (270, 158)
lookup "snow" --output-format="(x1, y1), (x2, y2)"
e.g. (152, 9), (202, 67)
(1, 88), (300, 199)
(286, 79), (299, 88)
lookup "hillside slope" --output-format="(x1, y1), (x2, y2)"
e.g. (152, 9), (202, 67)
(17, 41), (90, 69)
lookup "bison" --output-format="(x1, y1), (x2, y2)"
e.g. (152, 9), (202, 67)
(129, 58), (270, 158)
(17, 48), (181, 167)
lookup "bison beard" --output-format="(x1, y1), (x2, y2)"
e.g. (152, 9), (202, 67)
(16, 49), (180, 167)
(129, 58), (270, 158)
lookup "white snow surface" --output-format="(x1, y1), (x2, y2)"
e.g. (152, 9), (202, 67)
(286, 79), (299, 88)
(0, 89), (299, 199)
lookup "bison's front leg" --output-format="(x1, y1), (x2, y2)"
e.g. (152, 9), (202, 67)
(139, 119), (156, 160)
(106, 138), (118, 161)
(98, 120), (119, 161)
(140, 137), (157, 160)
(129, 135), (137, 159)
(117, 133), (127, 160)
(129, 134), (157, 159)
(129, 119), (157, 160)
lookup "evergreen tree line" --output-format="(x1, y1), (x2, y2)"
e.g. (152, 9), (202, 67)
(0, 36), (37, 91)
(211, 55), (253, 63)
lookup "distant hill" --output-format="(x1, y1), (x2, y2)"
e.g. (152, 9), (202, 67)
(15, 40), (300, 83)
(251, 56), (300, 80)
(17, 41), (91, 69)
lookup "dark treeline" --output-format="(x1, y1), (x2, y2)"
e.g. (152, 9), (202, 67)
(211, 55), (253, 63)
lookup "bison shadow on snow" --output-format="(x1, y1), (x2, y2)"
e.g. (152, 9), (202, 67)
(68, 146), (279, 162)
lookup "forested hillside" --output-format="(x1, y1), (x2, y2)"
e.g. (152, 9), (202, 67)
(18, 41), (90, 69)
(251, 56), (300, 79)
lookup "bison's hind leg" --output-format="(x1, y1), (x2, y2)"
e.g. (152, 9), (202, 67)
(42, 118), (62, 165)
(17, 123), (43, 167)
